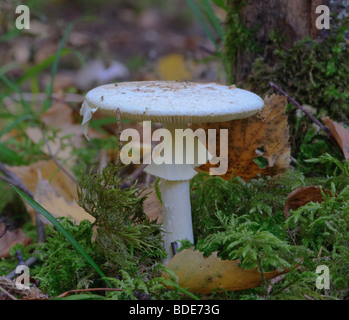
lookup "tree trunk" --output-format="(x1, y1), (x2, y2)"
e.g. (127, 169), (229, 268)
(226, 0), (332, 83)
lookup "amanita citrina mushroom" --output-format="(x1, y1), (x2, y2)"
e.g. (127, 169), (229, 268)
(80, 81), (264, 262)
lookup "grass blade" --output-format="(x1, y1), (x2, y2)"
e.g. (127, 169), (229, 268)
(10, 185), (112, 288)
(0, 114), (32, 139)
(0, 72), (33, 115)
(185, 0), (219, 51)
(43, 17), (92, 111)
(17, 49), (71, 85)
(201, 0), (224, 38)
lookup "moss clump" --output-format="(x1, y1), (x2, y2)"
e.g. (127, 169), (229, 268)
(246, 18), (349, 123)
(77, 163), (166, 275)
(33, 163), (165, 296)
(34, 218), (98, 297)
(190, 155), (349, 299)
(244, 17), (349, 174)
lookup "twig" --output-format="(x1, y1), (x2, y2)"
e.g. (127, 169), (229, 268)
(120, 164), (148, 190)
(56, 288), (123, 298)
(6, 257), (39, 280)
(199, 44), (216, 55)
(0, 161), (45, 244)
(267, 275), (286, 294)
(0, 224), (10, 238)
(16, 250), (25, 265)
(116, 108), (122, 162)
(41, 124), (77, 184)
(269, 82), (332, 138)
(0, 285), (18, 300)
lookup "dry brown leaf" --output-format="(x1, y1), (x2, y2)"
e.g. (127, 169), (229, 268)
(34, 179), (95, 223)
(322, 116), (349, 159)
(163, 248), (290, 293)
(9, 160), (77, 201)
(8, 160), (94, 223)
(0, 223), (32, 259)
(284, 186), (336, 219)
(194, 94), (291, 181)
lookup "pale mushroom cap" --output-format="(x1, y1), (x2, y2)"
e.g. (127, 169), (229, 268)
(82, 81), (264, 124)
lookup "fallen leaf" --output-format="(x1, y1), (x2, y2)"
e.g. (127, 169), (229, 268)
(34, 179), (95, 223)
(0, 223), (32, 258)
(8, 160), (94, 223)
(162, 248), (290, 293)
(193, 94), (291, 181)
(156, 54), (192, 81)
(284, 186), (336, 219)
(9, 160), (77, 202)
(322, 116), (349, 159)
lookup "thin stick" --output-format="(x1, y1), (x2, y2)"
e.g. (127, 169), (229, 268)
(7, 257), (39, 280)
(116, 108), (122, 162)
(269, 82), (332, 138)
(56, 288), (123, 298)
(0, 224), (10, 238)
(0, 285), (18, 300)
(41, 124), (77, 184)
(120, 164), (148, 190)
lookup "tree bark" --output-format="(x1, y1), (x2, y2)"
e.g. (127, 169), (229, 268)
(228, 0), (331, 83)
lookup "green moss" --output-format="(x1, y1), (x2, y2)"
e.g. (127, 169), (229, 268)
(223, 0), (261, 84)
(189, 156), (349, 299)
(77, 163), (166, 275)
(244, 17), (349, 173)
(33, 218), (97, 297)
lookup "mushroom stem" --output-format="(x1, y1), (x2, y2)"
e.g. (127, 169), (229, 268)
(144, 123), (200, 262)
(160, 179), (194, 262)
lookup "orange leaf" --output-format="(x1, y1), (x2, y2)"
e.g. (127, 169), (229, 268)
(284, 186), (336, 219)
(193, 94), (291, 181)
(322, 116), (349, 159)
(162, 248), (291, 293)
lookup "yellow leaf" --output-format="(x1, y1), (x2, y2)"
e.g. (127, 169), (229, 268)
(157, 54), (192, 81)
(34, 178), (95, 224)
(8, 160), (94, 223)
(162, 248), (291, 293)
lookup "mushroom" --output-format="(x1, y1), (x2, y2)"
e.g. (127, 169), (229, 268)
(80, 81), (264, 262)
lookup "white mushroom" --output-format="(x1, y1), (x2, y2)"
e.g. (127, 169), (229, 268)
(80, 81), (264, 262)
